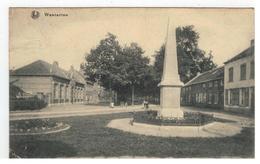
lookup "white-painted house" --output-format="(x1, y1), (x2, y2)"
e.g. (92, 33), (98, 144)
(224, 40), (254, 114)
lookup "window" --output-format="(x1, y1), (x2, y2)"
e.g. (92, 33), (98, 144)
(214, 93), (219, 104)
(208, 93), (212, 104)
(241, 88), (249, 107)
(188, 94), (191, 103)
(200, 93), (203, 103)
(202, 83), (206, 88)
(54, 84), (59, 99)
(214, 81), (218, 87)
(250, 60), (254, 79)
(225, 90), (229, 105)
(240, 63), (246, 80)
(60, 86), (64, 98)
(66, 86), (70, 98)
(64, 86), (67, 99)
(230, 89), (239, 106)
(220, 92), (224, 104)
(220, 79), (224, 86)
(59, 85), (62, 98)
(229, 67), (234, 82)
(203, 92), (207, 103)
(208, 82), (213, 88)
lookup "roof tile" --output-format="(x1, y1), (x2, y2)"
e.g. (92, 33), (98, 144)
(184, 66), (224, 86)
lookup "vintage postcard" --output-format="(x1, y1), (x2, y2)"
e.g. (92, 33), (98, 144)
(9, 8), (254, 158)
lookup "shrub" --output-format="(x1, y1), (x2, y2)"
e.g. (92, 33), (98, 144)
(10, 119), (57, 130)
(133, 111), (214, 126)
(10, 96), (47, 111)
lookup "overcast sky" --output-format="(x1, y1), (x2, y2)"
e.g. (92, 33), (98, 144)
(10, 8), (254, 70)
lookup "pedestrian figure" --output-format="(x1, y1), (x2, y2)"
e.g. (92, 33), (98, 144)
(145, 101), (149, 109)
(110, 102), (114, 108)
(143, 100), (149, 109)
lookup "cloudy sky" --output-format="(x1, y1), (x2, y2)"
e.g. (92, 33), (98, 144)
(9, 8), (254, 70)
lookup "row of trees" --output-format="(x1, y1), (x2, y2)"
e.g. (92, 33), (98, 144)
(80, 26), (217, 105)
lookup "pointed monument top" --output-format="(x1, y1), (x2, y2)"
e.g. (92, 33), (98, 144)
(159, 19), (183, 87)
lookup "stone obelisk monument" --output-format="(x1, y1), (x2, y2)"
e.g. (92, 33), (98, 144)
(158, 20), (184, 118)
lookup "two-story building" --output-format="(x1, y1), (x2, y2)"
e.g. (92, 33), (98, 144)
(224, 40), (254, 114)
(181, 66), (224, 109)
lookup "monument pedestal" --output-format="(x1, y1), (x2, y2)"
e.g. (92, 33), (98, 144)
(159, 83), (183, 118)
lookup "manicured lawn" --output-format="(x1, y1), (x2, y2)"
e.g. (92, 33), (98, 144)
(10, 112), (254, 158)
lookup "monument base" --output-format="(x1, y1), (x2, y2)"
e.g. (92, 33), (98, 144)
(158, 108), (184, 118)
(158, 85), (184, 118)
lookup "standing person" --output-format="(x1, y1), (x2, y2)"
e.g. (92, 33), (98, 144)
(145, 100), (149, 109)
(143, 100), (146, 109)
(110, 102), (114, 108)
(143, 99), (149, 109)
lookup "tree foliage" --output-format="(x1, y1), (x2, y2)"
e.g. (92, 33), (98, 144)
(153, 25), (217, 84)
(81, 33), (150, 103)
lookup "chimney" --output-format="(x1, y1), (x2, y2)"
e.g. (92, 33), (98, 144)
(51, 61), (59, 73)
(70, 65), (74, 71)
(69, 65), (74, 79)
(251, 39), (254, 46)
(53, 61), (59, 67)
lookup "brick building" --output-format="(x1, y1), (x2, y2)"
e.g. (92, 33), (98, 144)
(10, 60), (87, 105)
(181, 66), (224, 109)
(224, 40), (254, 114)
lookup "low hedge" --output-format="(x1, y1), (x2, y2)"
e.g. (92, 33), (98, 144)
(10, 97), (47, 111)
(133, 110), (214, 126)
(10, 119), (57, 130)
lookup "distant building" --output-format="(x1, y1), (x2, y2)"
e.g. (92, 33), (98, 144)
(85, 82), (111, 105)
(181, 66), (224, 109)
(10, 60), (87, 105)
(224, 40), (254, 114)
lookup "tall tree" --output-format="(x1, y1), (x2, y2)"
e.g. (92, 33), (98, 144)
(122, 43), (150, 105)
(81, 33), (122, 103)
(81, 34), (150, 105)
(153, 25), (217, 84)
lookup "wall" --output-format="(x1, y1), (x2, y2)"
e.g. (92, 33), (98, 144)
(10, 76), (52, 95)
(224, 55), (254, 89)
(181, 79), (224, 109)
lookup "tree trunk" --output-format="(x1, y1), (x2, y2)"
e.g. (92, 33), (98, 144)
(109, 79), (112, 103)
(131, 85), (135, 106)
(115, 91), (117, 105)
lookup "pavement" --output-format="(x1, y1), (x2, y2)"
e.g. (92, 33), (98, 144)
(10, 104), (255, 128)
(180, 106), (254, 127)
(107, 118), (242, 138)
(10, 104), (145, 121)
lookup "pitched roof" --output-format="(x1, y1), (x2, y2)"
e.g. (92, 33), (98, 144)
(224, 45), (254, 64)
(184, 66), (224, 87)
(11, 60), (86, 84)
(69, 69), (86, 84)
(11, 60), (69, 79)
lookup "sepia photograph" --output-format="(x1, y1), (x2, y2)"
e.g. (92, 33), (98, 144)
(9, 7), (254, 158)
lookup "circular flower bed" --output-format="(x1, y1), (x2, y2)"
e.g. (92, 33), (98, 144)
(133, 110), (214, 126)
(10, 119), (70, 135)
